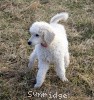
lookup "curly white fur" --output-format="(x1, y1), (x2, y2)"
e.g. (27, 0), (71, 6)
(28, 12), (70, 88)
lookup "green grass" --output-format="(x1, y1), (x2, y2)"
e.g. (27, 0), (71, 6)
(0, 0), (94, 100)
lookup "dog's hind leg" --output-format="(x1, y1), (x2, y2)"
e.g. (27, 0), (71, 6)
(64, 52), (70, 68)
(55, 59), (68, 82)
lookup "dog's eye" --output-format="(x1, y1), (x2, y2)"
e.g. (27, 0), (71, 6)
(35, 34), (39, 37)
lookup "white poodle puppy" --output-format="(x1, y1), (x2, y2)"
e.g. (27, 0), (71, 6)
(28, 12), (70, 88)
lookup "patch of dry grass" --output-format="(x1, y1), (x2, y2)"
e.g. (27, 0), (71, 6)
(0, 0), (94, 100)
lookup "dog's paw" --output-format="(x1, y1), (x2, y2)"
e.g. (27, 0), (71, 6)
(28, 62), (33, 69)
(61, 77), (69, 82)
(34, 83), (42, 88)
(28, 63), (31, 68)
(64, 78), (69, 82)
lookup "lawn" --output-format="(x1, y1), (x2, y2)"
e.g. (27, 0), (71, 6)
(0, 0), (94, 100)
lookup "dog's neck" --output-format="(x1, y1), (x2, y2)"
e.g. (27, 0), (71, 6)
(41, 43), (48, 47)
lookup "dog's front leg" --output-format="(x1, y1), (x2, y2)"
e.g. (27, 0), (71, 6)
(28, 50), (37, 69)
(34, 61), (49, 88)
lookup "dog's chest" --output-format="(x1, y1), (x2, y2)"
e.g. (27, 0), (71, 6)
(35, 44), (63, 63)
(38, 47), (54, 62)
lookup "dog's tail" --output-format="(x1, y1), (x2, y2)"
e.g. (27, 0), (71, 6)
(50, 12), (68, 24)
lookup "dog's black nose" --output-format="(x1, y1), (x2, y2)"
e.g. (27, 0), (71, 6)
(28, 41), (32, 45)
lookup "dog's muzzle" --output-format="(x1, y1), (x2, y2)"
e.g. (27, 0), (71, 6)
(28, 41), (32, 45)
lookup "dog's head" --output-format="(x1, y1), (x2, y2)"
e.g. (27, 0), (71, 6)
(28, 22), (55, 47)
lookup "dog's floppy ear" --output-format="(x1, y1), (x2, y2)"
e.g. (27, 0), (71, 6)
(43, 29), (55, 45)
